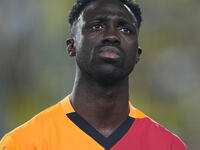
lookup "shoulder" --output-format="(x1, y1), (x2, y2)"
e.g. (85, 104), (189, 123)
(0, 134), (21, 150)
(133, 118), (187, 150)
(129, 105), (187, 150)
(11, 100), (62, 135)
(0, 99), (66, 149)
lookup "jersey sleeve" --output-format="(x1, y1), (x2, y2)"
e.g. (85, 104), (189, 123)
(0, 134), (22, 150)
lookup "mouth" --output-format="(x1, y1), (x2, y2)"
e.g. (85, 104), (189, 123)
(98, 46), (121, 60)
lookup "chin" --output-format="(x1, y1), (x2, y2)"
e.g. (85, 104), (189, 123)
(91, 68), (128, 85)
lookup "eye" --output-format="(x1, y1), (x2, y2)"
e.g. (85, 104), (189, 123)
(119, 27), (131, 34)
(89, 23), (104, 31)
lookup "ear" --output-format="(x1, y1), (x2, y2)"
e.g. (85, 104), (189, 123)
(136, 47), (142, 64)
(66, 39), (76, 56)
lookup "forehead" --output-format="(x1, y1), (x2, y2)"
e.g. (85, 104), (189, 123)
(82, 0), (137, 23)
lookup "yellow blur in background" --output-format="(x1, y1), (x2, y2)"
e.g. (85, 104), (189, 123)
(0, 0), (200, 149)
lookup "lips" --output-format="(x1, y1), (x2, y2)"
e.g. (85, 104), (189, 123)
(98, 46), (121, 59)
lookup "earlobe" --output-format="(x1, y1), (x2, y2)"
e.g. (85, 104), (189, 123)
(136, 47), (142, 64)
(66, 39), (76, 56)
(138, 47), (142, 55)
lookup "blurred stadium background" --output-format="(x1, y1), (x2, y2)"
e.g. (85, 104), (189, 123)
(0, 0), (200, 149)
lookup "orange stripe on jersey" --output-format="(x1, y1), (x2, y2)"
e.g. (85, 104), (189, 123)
(129, 102), (148, 118)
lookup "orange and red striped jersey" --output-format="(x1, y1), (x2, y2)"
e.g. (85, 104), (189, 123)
(0, 96), (187, 150)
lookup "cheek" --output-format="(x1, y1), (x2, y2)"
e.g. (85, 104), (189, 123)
(86, 32), (102, 43)
(74, 31), (84, 51)
(126, 35), (138, 46)
(122, 36), (138, 55)
(121, 36), (138, 67)
(76, 37), (94, 64)
(121, 32), (138, 44)
(81, 31), (102, 54)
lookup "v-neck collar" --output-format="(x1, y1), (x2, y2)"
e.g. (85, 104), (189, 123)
(66, 112), (134, 149)
(61, 96), (135, 149)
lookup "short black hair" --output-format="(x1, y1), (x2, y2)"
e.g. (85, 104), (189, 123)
(69, 0), (142, 28)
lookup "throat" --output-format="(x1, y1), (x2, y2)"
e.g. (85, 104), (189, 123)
(70, 94), (130, 137)
(70, 68), (130, 137)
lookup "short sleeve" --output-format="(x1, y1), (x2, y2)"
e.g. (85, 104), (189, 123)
(0, 134), (22, 150)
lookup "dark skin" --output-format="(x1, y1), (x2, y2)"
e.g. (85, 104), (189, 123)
(67, 0), (142, 137)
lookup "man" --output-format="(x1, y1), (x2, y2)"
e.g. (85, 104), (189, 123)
(0, 0), (187, 149)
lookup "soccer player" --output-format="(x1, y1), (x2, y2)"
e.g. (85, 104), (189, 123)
(0, 0), (187, 149)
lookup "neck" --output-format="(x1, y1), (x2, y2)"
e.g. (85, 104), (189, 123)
(69, 67), (130, 137)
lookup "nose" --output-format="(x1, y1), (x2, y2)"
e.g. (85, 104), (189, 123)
(102, 27), (120, 46)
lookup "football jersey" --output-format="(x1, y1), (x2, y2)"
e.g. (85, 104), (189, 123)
(0, 96), (187, 150)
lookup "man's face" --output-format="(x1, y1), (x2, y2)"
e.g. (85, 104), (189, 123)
(70, 0), (140, 83)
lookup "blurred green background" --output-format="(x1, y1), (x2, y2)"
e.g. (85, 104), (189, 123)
(0, 0), (199, 149)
